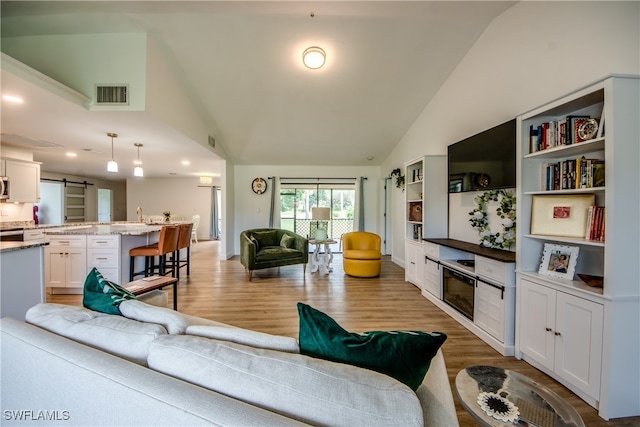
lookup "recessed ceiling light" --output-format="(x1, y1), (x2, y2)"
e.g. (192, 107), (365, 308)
(181, 160), (190, 166)
(66, 152), (77, 157)
(2, 95), (24, 103)
(302, 46), (326, 69)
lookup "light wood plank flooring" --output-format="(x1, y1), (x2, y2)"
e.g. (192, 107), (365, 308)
(48, 240), (640, 427)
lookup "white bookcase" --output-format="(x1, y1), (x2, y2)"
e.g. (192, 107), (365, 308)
(515, 75), (639, 420)
(404, 156), (447, 288)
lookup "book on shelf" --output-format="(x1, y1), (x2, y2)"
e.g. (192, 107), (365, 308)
(585, 206), (605, 241)
(542, 157), (604, 190)
(529, 115), (597, 154)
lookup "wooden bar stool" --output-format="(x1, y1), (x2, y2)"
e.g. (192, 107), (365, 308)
(129, 225), (180, 281)
(168, 223), (193, 280)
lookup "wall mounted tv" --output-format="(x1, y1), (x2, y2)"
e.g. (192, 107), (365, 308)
(447, 119), (516, 193)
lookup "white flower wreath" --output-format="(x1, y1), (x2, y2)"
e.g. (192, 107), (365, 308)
(469, 190), (516, 249)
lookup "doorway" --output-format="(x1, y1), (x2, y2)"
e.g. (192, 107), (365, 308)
(98, 188), (112, 222)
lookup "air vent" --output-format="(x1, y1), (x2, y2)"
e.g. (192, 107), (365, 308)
(95, 85), (129, 105)
(208, 135), (216, 149)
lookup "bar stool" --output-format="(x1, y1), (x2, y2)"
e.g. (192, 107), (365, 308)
(168, 223), (193, 280)
(129, 225), (180, 281)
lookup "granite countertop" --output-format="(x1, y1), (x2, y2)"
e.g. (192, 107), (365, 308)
(0, 241), (48, 253)
(43, 223), (164, 236)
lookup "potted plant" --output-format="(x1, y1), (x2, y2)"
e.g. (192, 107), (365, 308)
(390, 168), (405, 191)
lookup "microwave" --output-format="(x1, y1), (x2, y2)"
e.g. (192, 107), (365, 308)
(1, 177), (9, 199)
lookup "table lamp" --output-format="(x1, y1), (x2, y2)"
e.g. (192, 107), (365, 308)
(312, 207), (330, 241)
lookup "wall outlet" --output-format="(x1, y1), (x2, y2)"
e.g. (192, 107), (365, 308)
(0, 209), (8, 216)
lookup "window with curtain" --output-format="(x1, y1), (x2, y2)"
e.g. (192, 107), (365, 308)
(279, 179), (355, 240)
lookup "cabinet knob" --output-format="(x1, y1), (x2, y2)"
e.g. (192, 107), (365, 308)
(554, 332), (562, 336)
(545, 327), (553, 332)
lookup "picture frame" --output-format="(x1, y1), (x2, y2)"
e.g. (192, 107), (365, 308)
(530, 194), (595, 238)
(408, 202), (422, 222)
(538, 243), (579, 280)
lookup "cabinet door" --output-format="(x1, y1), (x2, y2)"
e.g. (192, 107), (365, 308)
(44, 248), (66, 287)
(405, 243), (418, 285)
(474, 281), (505, 342)
(519, 279), (556, 370)
(5, 160), (39, 202)
(424, 257), (441, 297)
(554, 292), (603, 399)
(66, 249), (87, 288)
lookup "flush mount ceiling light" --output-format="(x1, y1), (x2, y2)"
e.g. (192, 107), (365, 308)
(303, 46), (326, 69)
(133, 143), (144, 177)
(106, 132), (118, 172)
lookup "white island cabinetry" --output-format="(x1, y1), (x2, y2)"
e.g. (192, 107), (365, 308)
(44, 224), (161, 294)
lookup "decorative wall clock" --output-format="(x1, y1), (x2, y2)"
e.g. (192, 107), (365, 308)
(251, 177), (267, 194)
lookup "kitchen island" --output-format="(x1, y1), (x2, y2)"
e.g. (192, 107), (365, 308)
(43, 223), (164, 294)
(1, 241), (48, 320)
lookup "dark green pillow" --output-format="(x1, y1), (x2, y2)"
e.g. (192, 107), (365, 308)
(280, 234), (295, 248)
(83, 267), (137, 315)
(297, 303), (446, 391)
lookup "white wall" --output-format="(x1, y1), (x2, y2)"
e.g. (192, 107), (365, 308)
(383, 1), (640, 263)
(126, 177), (216, 241)
(233, 165), (382, 256)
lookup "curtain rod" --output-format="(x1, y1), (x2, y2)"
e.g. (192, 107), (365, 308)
(41, 178), (94, 188)
(280, 182), (357, 186)
(278, 177), (367, 180)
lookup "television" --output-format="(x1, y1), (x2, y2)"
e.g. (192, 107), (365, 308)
(447, 119), (516, 193)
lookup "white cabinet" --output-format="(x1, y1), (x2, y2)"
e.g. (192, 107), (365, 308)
(516, 75), (639, 419)
(474, 280), (505, 342)
(423, 242), (441, 298)
(44, 235), (87, 291)
(86, 235), (120, 283)
(519, 278), (603, 402)
(404, 156), (447, 288)
(4, 159), (40, 202)
(23, 229), (45, 242)
(404, 240), (424, 288)
(421, 239), (516, 356)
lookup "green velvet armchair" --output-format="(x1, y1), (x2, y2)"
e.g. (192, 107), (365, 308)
(240, 228), (309, 281)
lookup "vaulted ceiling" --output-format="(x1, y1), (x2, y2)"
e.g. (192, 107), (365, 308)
(0, 1), (514, 179)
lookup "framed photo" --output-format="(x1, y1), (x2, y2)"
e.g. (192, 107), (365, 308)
(538, 243), (579, 280)
(531, 194), (595, 238)
(408, 202), (422, 222)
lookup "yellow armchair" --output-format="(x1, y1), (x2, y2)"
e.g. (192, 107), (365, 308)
(342, 232), (382, 277)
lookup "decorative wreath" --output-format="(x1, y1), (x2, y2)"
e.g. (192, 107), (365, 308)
(469, 190), (516, 249)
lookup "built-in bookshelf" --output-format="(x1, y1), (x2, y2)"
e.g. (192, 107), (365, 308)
(515, 75), (639, 420)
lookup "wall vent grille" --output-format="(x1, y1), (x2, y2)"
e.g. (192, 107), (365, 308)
(95, 85), (129, 105)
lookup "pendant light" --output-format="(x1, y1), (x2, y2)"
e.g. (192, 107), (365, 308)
(133, 143), (144, 177)
(106, 132), (118, 172)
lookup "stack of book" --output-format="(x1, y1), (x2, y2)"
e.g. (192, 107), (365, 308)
(542, 157), (605, 190)
(529, 116), (598, 153)
(585, 206), (605, 241)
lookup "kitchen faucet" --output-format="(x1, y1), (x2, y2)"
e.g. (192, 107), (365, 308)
(136, 206), (143, 223)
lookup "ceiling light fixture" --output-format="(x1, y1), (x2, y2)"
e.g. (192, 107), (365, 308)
(303, 46), (326, 69)
(133, 143), (144, 177)
(106, 132), (118, 172)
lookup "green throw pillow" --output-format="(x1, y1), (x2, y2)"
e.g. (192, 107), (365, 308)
(280, 234), (295, 248)
(297, 303), (446, 391)
(83, 267), (137, 315)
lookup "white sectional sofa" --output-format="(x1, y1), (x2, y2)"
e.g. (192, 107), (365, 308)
(0, 302), (459, 426)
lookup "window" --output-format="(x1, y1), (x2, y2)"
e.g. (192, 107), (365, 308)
(280, 180), (355, 240)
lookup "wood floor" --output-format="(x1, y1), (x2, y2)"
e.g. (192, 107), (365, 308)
(48, 240), (640, 427)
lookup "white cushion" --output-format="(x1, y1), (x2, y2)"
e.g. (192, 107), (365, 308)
(186, 324), (299, 353)
(119, 300), (190, 334)
(25, 303), (166, 365)
(148, 335), (423, 426)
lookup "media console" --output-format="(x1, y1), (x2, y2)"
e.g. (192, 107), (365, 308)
(421, 238), (516, 356)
